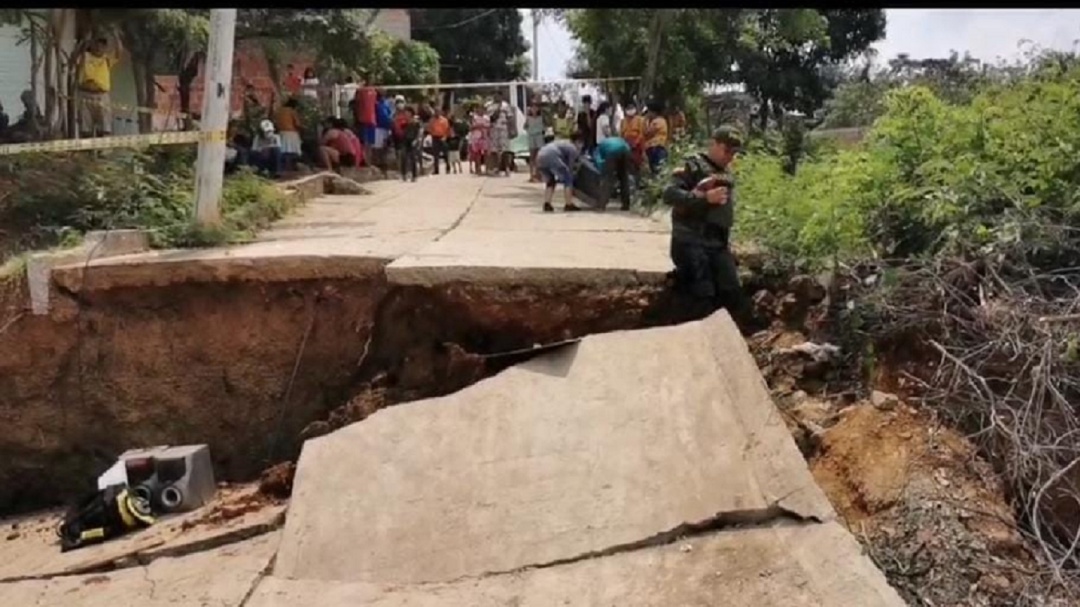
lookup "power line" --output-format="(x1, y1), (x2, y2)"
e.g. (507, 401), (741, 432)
(412, 9), (499, 32)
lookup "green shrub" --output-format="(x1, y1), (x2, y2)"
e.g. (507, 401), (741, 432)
(734, 59), (1080, 269)
(0, 148), (291, 254)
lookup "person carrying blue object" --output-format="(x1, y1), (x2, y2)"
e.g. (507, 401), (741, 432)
(593, 136), (632, 211)
(535, 134), (585, 213)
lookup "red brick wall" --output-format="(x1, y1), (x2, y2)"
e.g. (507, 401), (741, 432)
(372, 9), (411, 41)
(152, 41), (314, 129)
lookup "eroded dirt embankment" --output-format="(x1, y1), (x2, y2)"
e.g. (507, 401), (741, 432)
(0, 266), (688, 515)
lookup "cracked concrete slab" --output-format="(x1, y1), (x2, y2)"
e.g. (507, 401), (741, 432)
(275, 311), (845, 587)
(46, 174), (673, 293)
(0, 486), (284, 582)
(254, 522), (902, 606)
(385, 227), (671, 286)
(0, 531), (279, 607)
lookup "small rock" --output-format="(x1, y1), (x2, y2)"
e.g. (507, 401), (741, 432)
(300, 420), (333, 441)
(5, 531), (19, 541)
(778, 341), (841, 363)
(788, 274), (827, 304)
(790, 399), (833, 427)
(679, 543), (693, 553)
(327, 176), (370, 196)
(870, 390), (900, 411)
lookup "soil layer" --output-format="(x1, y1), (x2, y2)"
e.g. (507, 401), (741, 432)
(0, 269), (681, 515)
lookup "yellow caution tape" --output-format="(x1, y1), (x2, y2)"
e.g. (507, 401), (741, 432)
(0, 130), (227, 156)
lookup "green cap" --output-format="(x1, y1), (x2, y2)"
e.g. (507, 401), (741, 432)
(711, 125), (744, 150)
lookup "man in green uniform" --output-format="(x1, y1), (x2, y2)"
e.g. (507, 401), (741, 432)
(662, 125), (746, 321)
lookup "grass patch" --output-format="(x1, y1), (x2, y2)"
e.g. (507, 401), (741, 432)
(0, 147), (293, 257)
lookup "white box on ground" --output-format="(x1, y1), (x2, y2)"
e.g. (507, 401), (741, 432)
(105, 444), (217, 513)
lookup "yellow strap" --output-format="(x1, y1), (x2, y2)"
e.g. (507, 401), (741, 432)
(0, 130), (226, 156)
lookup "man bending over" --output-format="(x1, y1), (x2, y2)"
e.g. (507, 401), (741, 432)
(535, 135), (584, 213)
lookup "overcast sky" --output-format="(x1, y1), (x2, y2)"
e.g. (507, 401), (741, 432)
(521, 9), (1080, 81)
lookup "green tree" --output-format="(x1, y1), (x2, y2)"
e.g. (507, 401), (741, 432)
(561, 9), (884, 122)
(410, 9), (528, 83)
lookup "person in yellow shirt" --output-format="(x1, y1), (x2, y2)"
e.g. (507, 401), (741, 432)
(643, 102), (669, 174)
(79, 37), (119, 137)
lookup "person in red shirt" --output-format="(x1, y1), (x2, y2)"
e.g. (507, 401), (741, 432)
(320, 117), (363, 172)
(356, 82), (378, 149)
(283, 64), (302, 96)
(391, 96), (409, 144)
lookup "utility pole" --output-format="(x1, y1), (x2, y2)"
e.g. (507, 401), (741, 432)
(531, 9), (541, 81)
(193, 9), (238, 227)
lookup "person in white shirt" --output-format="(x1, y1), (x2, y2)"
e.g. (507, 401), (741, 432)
(594, 101), (614, 147)
(301, 67), (320, 101)
(339, 75), (359, 116)
(251, 119), (283, 178)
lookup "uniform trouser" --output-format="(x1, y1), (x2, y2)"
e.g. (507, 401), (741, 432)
(669, 232), (745, 320)
(398, 145), (418, 179)
(431, 137), (450, 174)
(598, 150), (631, 209)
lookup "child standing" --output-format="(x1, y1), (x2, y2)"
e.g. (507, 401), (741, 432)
(399, 106), (422, 182)
(525, 103), (546, 182)
(468, 106), (490, 176)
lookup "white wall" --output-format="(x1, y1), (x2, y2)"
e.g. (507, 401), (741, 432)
(0, 25), (33, 120)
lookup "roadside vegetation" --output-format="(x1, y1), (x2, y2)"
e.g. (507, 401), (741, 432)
(735, 47), (1080, 597)
(0, 149), (291, 263)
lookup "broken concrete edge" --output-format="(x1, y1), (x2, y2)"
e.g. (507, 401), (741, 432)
(470, 504), (824, 582)
(26, 229), (151, 315)
(49, 254), (393, 294)
(0, 508), (287, 585)
(384, 264), (669, 288)
(277, 172), (337, 201)
(46, 253), (669, 295)
(19, 175), (333, 313)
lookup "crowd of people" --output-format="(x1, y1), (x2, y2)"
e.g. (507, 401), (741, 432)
(223, 69), (690, 192)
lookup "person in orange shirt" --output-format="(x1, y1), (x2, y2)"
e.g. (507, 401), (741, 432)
(643, 102), (670, 174)
(273, 97), (303, 171)
(427, 107), (452, 175)
(620, 100), (646, 179)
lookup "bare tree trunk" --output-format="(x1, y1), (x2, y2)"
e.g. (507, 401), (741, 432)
(178, 52), (200, 130)
(641, 10), (671, 103)
(131, 59), (155, 133)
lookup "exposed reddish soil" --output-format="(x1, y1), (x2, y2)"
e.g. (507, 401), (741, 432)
(0, 268), (684, 514)
(750, 287), (1068, 606)
(0, 273), (388, 514)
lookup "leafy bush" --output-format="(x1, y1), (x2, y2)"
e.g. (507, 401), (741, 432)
(734, 57), (1080, 269)
(0, 147), (291, 255)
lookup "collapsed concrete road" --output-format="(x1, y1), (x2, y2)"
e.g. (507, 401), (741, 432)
(1, 173), (904, 603)
(268, 311), (904, 605)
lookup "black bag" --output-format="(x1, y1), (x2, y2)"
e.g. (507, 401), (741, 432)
(58, 485), (155, 552)
(573, 158), (603, 206)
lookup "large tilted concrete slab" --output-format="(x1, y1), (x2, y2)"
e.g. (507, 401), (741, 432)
(274, 310), (903, 604)
(252, 523), (901, 606)
(0, 531), (278, 607)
